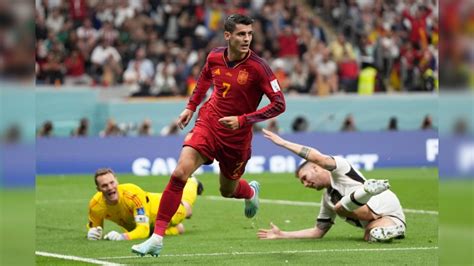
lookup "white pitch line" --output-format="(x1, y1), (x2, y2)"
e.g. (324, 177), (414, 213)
(203, 196), (439, 215)
(36, 251), (124, 265)
(99, 246), (438, 260)
(36, 196), (438, 215)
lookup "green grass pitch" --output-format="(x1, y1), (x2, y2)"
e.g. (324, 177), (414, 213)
(36, 168), (438, 265)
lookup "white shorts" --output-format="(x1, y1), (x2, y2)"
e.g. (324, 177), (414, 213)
(367, 190), (406, 226)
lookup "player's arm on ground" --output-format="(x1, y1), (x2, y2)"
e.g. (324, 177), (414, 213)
(262, 128), (336, 171)
(236, 63), (286, 128)
(87, 198), (104, 240)
(257, 222), (329, 240)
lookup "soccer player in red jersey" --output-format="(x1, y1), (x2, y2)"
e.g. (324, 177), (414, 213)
(132, 14), (286, 257)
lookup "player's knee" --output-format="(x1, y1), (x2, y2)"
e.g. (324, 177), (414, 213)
(171, 168), (189, 181)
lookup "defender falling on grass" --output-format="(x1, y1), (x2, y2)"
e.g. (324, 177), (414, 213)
(86, 168), (203, 241)
(258, 129), (406, 242)
(132, 14), (286, 257)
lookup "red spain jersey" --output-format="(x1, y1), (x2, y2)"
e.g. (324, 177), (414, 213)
(186, 47), (286, 148)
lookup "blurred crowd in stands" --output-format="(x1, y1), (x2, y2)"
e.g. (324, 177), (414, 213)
(35, 0), (439, 96)
(31, 113), (454, 142)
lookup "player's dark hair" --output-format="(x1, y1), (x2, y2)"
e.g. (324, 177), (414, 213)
(224, 14), (254, 33)
(94, 168), (114, 186)
(295, 161), (310, 177)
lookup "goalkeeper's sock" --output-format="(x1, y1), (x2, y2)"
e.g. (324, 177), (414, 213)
(340, 188), (372, 212)
(154, 175), (186, 236)
(232, 179), (254, 199)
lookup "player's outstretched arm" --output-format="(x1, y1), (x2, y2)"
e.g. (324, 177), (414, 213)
(177, 109), (194, 129)
(257, 222), (326, 240)
(262, 129), (336, 171)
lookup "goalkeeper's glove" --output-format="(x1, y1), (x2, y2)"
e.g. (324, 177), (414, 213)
(87, 226), (103, 240)
(104, 231), (125, 241)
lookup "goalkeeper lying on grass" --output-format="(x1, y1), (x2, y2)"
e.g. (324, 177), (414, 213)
(86, 168), (203, 241)
(258, 129), (406, 242)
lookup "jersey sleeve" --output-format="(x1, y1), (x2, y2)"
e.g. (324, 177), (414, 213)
(316, 193), (336, 230)
(121, 186), (151, 240)
(186, 56), (213, 112)
(331, 156), (351, 179)
(237, 62), (286, 127)
(87, 197), (104, 229)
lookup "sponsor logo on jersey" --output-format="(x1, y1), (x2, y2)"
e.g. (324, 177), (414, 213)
(237, 69), (248, 84)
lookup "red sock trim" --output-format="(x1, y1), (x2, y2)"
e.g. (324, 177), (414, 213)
(232, 179), (254, 199)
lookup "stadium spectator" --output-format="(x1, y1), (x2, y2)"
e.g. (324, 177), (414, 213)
(153, 55), (179, 97)
(315, 50), (338, 96)
(138, 119), (153, 136)
(97, 21), (119, 46)
(185, 64), (201, 96)
(341, 114), (357, 132)
(67, 0), (88, 27)
(90, 38), (122, 86)
(100, 118), (121, 137)
(266, 118), (280, 134)
(160, 120), (180, 136)
(76, 18), (98, 53)
(258, 129), (406, 242)
(64, 49), (90, 85)
(87, 168), (203, 241)
(338, 49), (359, 93)
(357, 58), (378, 95)
(38, 121), (54, 138)
(35, 0), (438, 95)
(287, 59), (309, 94)
(45, 8), (65, 34)
(277, 25), (299, 60)
(329, 33), (355, 63)
(421, 114), (434, 131)
(310, 16), (327, 44)
(124, 47), (155, 96)
(71, 118), (89, 137)
(40, 52), (65, 85)
(291, 116), (309, 133)
(2, 124), (22, 144)
(387, 117), (398, 131)
(131, 14), (286, 257)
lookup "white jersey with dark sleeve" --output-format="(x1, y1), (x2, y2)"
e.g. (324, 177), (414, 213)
(316, 156), (368, 229)
(316, 156), (406, 229)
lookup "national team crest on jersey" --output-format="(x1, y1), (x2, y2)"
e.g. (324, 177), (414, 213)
(136, 207), (145, 215)
(237, 69), (249, 85)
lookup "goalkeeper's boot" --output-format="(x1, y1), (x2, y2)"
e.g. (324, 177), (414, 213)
(369, 224), (405, 242)
(131, 234), (163, 257)
(364, 179), (390, 195)
(244, 181), (260, 218)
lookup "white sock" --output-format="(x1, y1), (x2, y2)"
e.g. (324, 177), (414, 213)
(340, 187), (372, 211)
(150, 234), (163, 243)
